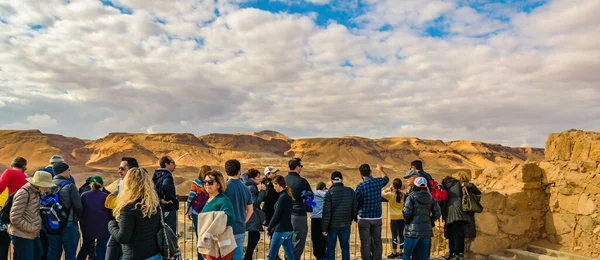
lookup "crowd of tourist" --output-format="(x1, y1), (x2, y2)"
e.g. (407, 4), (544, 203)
(0, 155), (480, 260)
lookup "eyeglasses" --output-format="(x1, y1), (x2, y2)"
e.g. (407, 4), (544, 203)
(118, 167), (126, 171)
(203, 180), (216, 186)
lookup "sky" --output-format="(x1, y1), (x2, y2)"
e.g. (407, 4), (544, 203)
(0, 0), (599, 148)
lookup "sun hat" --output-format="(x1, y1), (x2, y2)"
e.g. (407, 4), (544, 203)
(27, 171), (56, 188)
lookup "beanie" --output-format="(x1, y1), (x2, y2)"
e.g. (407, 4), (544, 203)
(52, 161), (69, 175)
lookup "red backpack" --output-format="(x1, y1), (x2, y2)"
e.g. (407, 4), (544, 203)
(428, 179), (448, 203)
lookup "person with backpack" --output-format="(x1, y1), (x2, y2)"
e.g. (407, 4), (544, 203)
(311, 182), (328, 260)
(186, 165), (211, 260)
(108, 168), (161, 260)
(241, 168), (266, 260)
(402, 177), (441, 260)
(266, 176), (295, 260)
(8, 171), (55, 260)
(355, 164), (389, 260)
(152, 156), (179, 234)
(321, 171), (356, 260)
(0, 157), (28, 260)
(382, 179), (406, 259)
(442, 172), (481, 260)
(77, 176), (112, 260)
(46, 162), (83, 260)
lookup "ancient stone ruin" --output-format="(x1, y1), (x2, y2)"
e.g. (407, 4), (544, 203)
(468, 129), (600, 259)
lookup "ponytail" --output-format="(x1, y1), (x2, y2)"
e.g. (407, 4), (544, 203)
(91, 181), (102, 191)
(285, 187), (296, 202)
(272, 175), (295, 202)
(392, 178), (403, 203)
(395, 189), (402, 203)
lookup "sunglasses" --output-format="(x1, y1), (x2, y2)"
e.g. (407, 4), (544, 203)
(203, 180), (216, 185)
(118, 167), (126, 171)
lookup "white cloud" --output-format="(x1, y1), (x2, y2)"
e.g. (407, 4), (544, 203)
(0, 0), (598, 147)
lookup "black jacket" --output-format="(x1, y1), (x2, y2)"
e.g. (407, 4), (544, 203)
(284, 172), (312, 216)
(108, 203), (161, 260)
(268, 192), (293, 232)
(262, 177), (280, 224)
(241, 173), (266, 232)
(441, 178), (481, 225)
(152, 169), (179, 212)
(321, 183), (357, 231)
(403, 189), (441, 238)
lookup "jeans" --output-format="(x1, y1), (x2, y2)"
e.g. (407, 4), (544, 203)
(11, 236), (43, 260)
(165, 211), (178, 235)
(47, 221), (80, 260)
(77, 236), (109, 260)
(192, 214), (204, 260)
(244, 231), (260, 260)
(446, 221), (466, 255)
(402, 238), (431, 260)
(390, 220), (405, 251)
(0, 230), (10, 260)
(267, 232), (294, 260)
(104, 236), (121, 260)
(358, 219), (382, 260)
(310, 218), (326, 259)
(145, 254), (162, 260)
(290, 215), (307, 260)
(326, 227), (350, 260)
(233, 233), (245, 260)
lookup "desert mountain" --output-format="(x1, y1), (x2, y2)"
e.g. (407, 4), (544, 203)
(0, 130), (86, 167)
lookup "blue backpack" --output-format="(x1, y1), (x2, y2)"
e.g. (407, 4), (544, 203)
(40, 182), (70, 235)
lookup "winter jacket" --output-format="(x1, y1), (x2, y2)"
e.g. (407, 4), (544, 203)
(403, 189), (441, 238)
(108, 202), (161, 260)
(241, 173), (266, 232)
(197, 211), (237, 258)
(284, 172), (312, 216)
(262, 177), (280, 224)
(51, 175), (83, 221)
(441, 177), (481, 225)
(152, 168), (179, 212)
(322, 183), (357, 231)
(268, 192), (293, 232)
(80, 190), (112, 239)
(0, 169), (28, 195)
(311, 190), (327, 219)
(186, 178), (204, 215)
(8, 183), (41, 239)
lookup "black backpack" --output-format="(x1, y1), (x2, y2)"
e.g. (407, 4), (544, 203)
(0, 189), (29, 224)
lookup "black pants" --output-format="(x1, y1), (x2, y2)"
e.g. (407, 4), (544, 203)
(447, 221), (466, 255)
(104, 236), (121, 260)
(0, 230), (10, 260)
(310, 218), (326, 259)
(390, 220), (405, 250)
(244, 231), (261, 260)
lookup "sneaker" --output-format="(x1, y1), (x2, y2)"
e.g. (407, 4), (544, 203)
(387, 252), (401, 258)
(458, 253), (465, 260)
(449, 254), (459, 260)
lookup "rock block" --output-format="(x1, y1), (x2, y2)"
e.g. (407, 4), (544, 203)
(470, 236), (509, 255)
(476, 212), (498, 235)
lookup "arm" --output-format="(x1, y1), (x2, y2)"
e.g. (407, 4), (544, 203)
(465, 182), (481, 195)
(303, 179), (312, 193)
(70, 184), (84, 219)
(267, 198), (283, 230)
(10, 189), (36, 233)
(376, 164), (388, 177)
(432, 199), (441, 220)
(245, 188), (253, 223)
(255, 190), (266, 209)
(0, 171), (11, 192)
(352, 190), (358, 221)
(161, 176), (178, 203)
(108, 208), (135, 244)
(402, 195), (414, 224)
(321, 191), (332, 232)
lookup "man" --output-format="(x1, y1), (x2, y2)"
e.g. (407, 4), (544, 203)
(153, 156), (179, 233)
(47, 162), (83, 260)
(0, 157), (28, 260)
(322, 171), (357, 260)
(403, 170), (420, 189)
(402, 177), (441, 260)
(284, 158), (312, 260)
(39, 155), (75, 183)
(106, 157), (138, 260)
(411, 160), (432, 181)
(262, 166), (280, 225)
(355, 164), (389, 260)
(222, 159), (253, 260)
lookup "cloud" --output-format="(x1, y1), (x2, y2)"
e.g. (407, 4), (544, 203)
(0, 0), (598, 147)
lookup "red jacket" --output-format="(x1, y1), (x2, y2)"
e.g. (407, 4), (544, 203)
(0, 169), (28, 195)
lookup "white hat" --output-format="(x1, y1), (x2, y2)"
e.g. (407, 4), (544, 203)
(49, 155), (64, 164)
(264, 166), (279, 175)
(27, 171), (57, 188)
(414, 177), (427, 187)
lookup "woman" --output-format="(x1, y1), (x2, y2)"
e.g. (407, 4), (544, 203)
(241, 168), (266, 260)
(78, 176), (112, 260)
(187, 165), (211, 260)
(402, 177), (441, 260)
(108, 168), (161, 260)
(266, 176), (295, 260)
(199, 170), (236, 260)
(441, 171), (481, 260)
(382, 178), (405, 259)
(311, 182), (328, 260)
(9, 171), (55, 260)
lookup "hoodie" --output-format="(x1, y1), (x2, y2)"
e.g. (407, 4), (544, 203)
(403, 189), (441, 238)
(152, 168), (179, 212)
(241, 173), (266, 232)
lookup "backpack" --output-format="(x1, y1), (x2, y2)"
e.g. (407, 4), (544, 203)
(428, 179), (448, 203)
(40, 182), (70, 235)
(0, 189), (29, 224)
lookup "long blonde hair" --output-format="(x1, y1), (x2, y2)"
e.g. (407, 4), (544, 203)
(113, 167), (159, 219)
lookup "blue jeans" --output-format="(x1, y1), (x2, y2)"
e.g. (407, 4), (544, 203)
(47, 221), (80, 260)
(402, 237), (431, 260)
(145, 254), (162, 260)
(326, 228), (350, 260)
(11, 236), (43, 260)
(77, 236), (109, 260)
(191, 214), (204, 260)
(268, 232), (294, 260)
(233, 233), (245, 260)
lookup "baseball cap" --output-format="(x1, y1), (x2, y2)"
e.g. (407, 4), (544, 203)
(403, 170), (419, 179)
(414, 177), (427, 187)
(264, 166), (279, 175)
